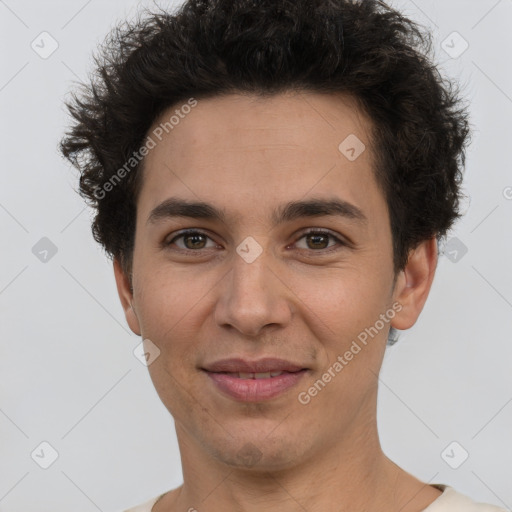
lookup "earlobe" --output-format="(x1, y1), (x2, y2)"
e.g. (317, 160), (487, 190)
(113, 258), (141, 336)
(390, 238), (438, 331)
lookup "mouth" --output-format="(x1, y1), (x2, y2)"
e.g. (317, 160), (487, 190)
(210, 370), (298, 379)
(201, 358), (309, 402)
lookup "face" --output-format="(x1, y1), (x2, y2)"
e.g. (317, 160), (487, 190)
(115, 91), (435, 471)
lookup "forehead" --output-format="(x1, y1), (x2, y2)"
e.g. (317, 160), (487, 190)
(137, 91), (384, 227)
(149, 91), (372, 159)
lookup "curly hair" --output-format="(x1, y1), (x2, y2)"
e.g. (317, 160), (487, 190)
(60, 0), (470, 277)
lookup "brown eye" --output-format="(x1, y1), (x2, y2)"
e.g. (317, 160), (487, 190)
(294, 230), (344, 252)
(182, 233), (207, 249)
(166, 230), (217, 250)
(305, 233), (330, 249)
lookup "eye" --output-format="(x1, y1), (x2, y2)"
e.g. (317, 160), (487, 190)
(293, 229), (345, 252)
(165, 230), (218, 251)
(164, 228), (347, 254)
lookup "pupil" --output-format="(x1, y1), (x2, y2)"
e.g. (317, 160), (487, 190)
(308, 234), (328, 249)
(186, 234), (205, 249)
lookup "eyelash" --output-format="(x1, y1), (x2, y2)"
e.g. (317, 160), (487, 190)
(164, 228), (347, 255)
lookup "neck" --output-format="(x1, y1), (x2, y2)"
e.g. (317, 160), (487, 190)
(160, 414), (439, 512)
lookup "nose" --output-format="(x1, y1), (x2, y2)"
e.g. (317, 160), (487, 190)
(214, 246), (293, 338)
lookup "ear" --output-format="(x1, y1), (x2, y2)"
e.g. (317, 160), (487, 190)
(113, 258), (141, 336)
(391, 237), (438, 330)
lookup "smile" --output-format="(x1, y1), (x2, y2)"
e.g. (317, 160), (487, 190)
(204, 369), (308, 402)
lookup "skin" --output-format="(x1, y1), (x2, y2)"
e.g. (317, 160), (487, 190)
(114, 91), (441, 511)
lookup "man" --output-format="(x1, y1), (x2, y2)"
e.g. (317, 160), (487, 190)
(60, 0), (506, 510)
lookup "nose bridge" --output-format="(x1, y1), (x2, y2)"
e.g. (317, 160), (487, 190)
(232, 246), (269, 300)
(215, 240), (291, 336)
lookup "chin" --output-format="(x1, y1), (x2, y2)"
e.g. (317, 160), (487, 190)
(205, 431), (309, 472)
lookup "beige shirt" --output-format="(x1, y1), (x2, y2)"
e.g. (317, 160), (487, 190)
(121, 485), (509, 511)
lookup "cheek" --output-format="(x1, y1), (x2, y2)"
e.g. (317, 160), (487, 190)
(134, 266), (207, 414)
(133, 261), (214, 338)
(290, 263), (393, 340)
(292, 270), (392, 411)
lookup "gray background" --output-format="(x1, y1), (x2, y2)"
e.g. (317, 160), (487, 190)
(0, 0), (511, 510)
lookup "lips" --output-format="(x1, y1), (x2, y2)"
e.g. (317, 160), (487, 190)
(202, 357), (308, 402)
(202, 357), (306, 374)
(228, 370), (287, 379)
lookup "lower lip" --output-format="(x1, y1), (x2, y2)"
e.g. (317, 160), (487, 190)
(204, 370), (307, 402)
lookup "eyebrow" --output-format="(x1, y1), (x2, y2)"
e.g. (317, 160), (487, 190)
(147, 197), (367, 227)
